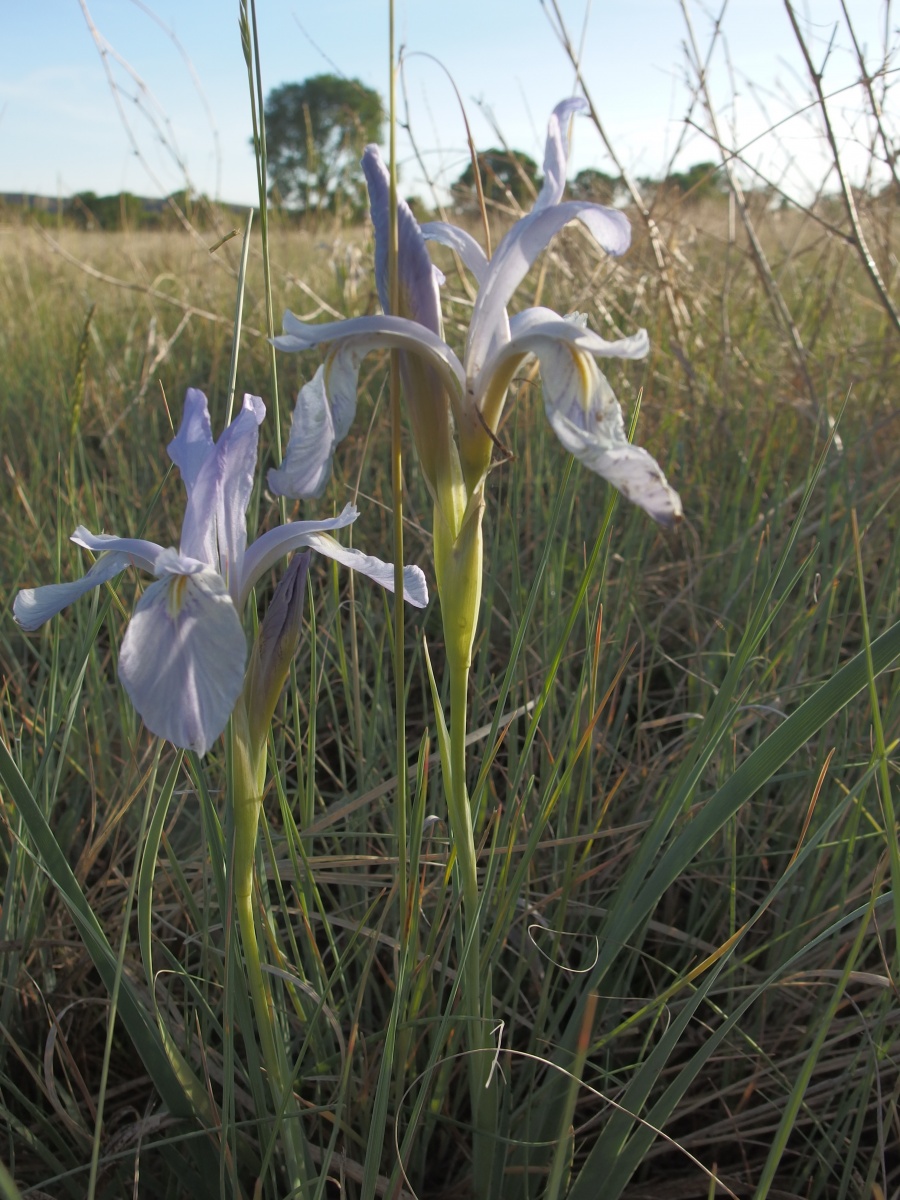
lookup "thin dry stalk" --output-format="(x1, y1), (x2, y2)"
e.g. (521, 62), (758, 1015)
(784, 0), (900, 337)
(679, 0), (822, 416)
(839, 0), (900, 196)
(543, 0), (694, 364)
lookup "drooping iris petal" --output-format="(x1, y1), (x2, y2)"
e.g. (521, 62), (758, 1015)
(506, 307), (650, 353)
(168, 388), (215, 496)
(275, 312), (466, 390)
(467, 201), (633, 377)
(560, 435), (683, 528)
(362, 145), (444, 335)
(118, 562), (246, 757)
(321, 345), (364, 445)
(273, 312), (466, 501)
(420, 222), (490, 285)
(275, 311), (468, 508)
(71, 527), (163, 574)
(477, 307), (649, 410)
(303, 532), (429, 608)
(13, 550), (134, 632)
(266, 339), (374, 500)
(238, 505), (360, 607)
(267, 366), (338, 500)
(238, 505), (429, 611)
(531, 338), (682, 526)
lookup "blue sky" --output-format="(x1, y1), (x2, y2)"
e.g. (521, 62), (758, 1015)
(0, 1), (890, 206)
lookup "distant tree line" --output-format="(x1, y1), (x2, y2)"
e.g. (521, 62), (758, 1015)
(450, 153), (728, 212)
(0, 190), (235, 231)
(64, 190), (224, 231)
(0, 157), (731, 236)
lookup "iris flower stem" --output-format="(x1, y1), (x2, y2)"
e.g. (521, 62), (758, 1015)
(446, 651), (498, 1193)
(437, 493), (497, 1190)
(231, 723), (308, 1194)
(448, 657), (481, 982)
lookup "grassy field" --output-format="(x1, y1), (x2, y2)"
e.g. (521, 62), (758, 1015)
(1, 158), (898, 1200)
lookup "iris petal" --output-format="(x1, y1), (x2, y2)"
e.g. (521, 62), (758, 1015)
(476, 307), (648, 409)
(118, 565), (246, 757)
(509, 308), (648, 349)
(361, 145), (444, 335)
(167, 388), (215, 496)
(534, 98), (587, 213)
(13, 550), (133, 631)
(214, 394), (265, 598)
(551, 415), (684, 528)
(178, 393), (264, 589)
(177, 439), (220, 569)
(468, 202), (633, 376)
(267, 366), (338, 500)
(70, 527), (163, 573)
(532, 338), (682, 526)
(420, 221), (489, 285)
(274, 312), (466, 388)
(272, 316), (466, 504)
(303, 532), (429, 608)
(238, 505), (360, 607)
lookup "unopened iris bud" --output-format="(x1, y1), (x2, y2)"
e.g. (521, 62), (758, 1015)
(244, 551), (311, 756)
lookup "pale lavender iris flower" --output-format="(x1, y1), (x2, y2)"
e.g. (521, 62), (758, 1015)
(269, 99), (682, 527)
(14, 390), (428, 756)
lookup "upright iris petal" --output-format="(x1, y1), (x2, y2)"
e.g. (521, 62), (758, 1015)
(361, 145), (463, 509)
(213, 394), (266, 597)
(361, 147), (445, 337)
(534, 98), (586, 211)
(168, 387), (215, 494)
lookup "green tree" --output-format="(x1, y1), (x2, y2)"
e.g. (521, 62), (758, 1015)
(452, 148), (540, 211)
(571, 167), (620, 204)
(663, 161), (723, 199)
(67, 191), (146, 230)
(262, 74), (384, 215)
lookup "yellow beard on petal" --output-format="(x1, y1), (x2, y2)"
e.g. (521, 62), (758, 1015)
(168, 573), (190, 617)
(572, 348), (594, 417)
(572, 349), (616, 424)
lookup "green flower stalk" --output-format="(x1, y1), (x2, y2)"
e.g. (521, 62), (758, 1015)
(269, 99), (683, 1187)
(230, 553), (311, 1188)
